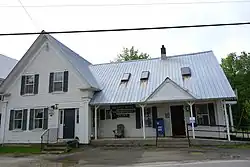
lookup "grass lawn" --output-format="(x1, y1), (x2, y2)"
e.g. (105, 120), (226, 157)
(0, 145), (41, 154)
(218, 144), (250, 149)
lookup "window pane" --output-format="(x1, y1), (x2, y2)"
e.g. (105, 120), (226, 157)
(25, 85), (34, 94)
(106, 110), (111, 120)
(144, 108), (152, 127)
(35, 109), (43, 118)
(53, 82), (63, 91)
(25, 75), (34, 84)
(14, 110), (23, 119)
(14, 120), (22, 129)
(196, 104), (208, 114)
(54, 72), (63, 81)
(35, 119), (43, 129)
(202, 115), (209, 125)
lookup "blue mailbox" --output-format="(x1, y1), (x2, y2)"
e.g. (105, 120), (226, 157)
(156, 118), (165, 137)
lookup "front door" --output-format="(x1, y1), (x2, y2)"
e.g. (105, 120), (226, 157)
(170, 105), (186, 137)
(63, 108), (75, 139)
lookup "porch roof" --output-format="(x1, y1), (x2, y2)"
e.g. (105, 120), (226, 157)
(89, 51), (236, 105)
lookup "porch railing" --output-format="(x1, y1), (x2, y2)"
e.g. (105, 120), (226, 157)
(41, 127), (59, 151)
(186, 124), (250, 146)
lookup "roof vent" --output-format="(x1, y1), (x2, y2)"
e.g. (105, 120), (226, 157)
(121, 73), (131, 82)
(181, 67), (191, 77)
(141, 71), (150, 80)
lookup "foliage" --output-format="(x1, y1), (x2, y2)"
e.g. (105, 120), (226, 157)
(0, 146), (40, 154)
(114, 46), (150, 62)
(221, 52), (250, 127)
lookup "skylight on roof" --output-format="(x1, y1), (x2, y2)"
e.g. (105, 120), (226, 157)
(121, 73), (131, 82)
(141, 71), (150, 80)
(181, 67), (191, 77)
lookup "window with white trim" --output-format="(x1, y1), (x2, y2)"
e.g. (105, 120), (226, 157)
(195, 103), (216, 126)
(24, 75), (35, 94)
(14, 110), (23, 129)
(53, 72), (64, 92)
(34, 109), (44, 129)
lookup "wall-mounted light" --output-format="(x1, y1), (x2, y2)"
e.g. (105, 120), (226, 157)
(48, 104), (59, 116)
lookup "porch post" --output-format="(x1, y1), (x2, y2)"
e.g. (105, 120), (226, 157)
(94, 106), (99, 140)
(188, 102), (195, 139)
(223, 102), (231, 141)
(140, 105), (146, 139)
(228, 104), (234, 131)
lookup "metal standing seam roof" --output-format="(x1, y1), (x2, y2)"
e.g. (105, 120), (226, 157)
(0, 54), (17, 79)
(46, 35), (100, 90)
(89, 51), (236, 105)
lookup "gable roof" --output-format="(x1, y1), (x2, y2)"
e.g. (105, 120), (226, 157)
(0, 54), (17, 79)
(145, 77), (195, 103)
(46, 35), (100, 90)
(89, 51), (236, 105)
(0, 33), (100, 92)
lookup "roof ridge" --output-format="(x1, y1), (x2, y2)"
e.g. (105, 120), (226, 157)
(90, 50), (213, 67)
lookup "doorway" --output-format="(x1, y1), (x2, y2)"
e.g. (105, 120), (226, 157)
(170, 105), (186, 137)
(63, 108), (75, 139)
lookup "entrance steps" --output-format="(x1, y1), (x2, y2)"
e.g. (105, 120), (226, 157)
(91, 138), (189, 148)
(41, 139), (79, 154)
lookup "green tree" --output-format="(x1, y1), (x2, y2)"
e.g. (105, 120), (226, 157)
(114, 46), (150, 62)
(221, 52), (250, 128)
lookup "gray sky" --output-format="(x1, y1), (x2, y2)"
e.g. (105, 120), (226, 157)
(0, 0), (250, 64)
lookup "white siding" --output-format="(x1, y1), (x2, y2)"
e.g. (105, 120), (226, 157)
(1, 42), (92, 144)
(148, 81), (193, 102)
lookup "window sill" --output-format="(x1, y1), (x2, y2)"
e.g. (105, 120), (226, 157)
(51, 91), (64, 94)
(22, 93), (35, 97)
(11, 129), (23, 132)
(31, 128), (44, 132)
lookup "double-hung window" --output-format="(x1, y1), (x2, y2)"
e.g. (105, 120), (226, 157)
(144, 107), (153, 127)
(14, 110), (23, 129)
(24, 75), (35, 94)
(53, 72), (64, 92)
(34, 109), (44, 129)
(195, 103), (216, 126)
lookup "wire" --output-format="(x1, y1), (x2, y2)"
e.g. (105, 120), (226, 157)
(1, 0), (250, 8)
(17, 0), (40, 31)
(0, 21), (250, 36)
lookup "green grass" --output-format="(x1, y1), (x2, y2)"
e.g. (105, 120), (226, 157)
(218, 144), (250, 149)
(0, 145), (41, 154)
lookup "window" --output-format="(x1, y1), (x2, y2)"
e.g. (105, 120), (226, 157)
(141, 71), (150, 80)
(53, 72), (64, 92)
(195, 103), (216, 126)
(14, 110), (23, 129)
(144, 107), (152, 127)
(121, 73), (131, 82)
(100, 109), (112, 120)
(24, 75), (35, 94)
(34, 109), (44, 129)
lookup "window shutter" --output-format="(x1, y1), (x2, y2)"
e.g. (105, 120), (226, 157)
(43, 108), (48, 129)
(22, 109), (28, 130)
(20, 76), (26, 95)
(208, 103), (216, 125)
(29, 109), (34, 130)
(34, 74), (39, 94)
(100, 109), (105, 120)
(9, 110), (14, 130)
(63, 71), (69, 92)
(152, 106), (158, 128)
(49, 73), (54, 93)
(135, 107), (141, 129)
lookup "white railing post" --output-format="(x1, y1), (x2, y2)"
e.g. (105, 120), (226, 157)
(188, 102), (195, 139)
(224, 102), (231, 141)
(94, 106), (99, 140)
(140, 104), (146, 139)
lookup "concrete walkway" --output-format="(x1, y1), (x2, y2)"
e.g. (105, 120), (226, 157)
(1, 147), (250, 167)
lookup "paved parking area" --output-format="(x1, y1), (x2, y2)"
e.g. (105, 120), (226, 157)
(1, 147), (250, 167)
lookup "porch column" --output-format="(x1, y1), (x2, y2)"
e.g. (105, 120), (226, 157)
(228, 104), (234, 131)
(188, 102), (195, 139)
(140, 105), (146, 139)
(223, 102), (231, 141)
(94, 106), (99, 140)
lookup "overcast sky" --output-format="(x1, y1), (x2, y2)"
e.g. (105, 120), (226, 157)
(0, 0), (250, 64)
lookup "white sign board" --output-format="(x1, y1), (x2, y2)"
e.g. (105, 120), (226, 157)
(189, 117), (195, 124)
